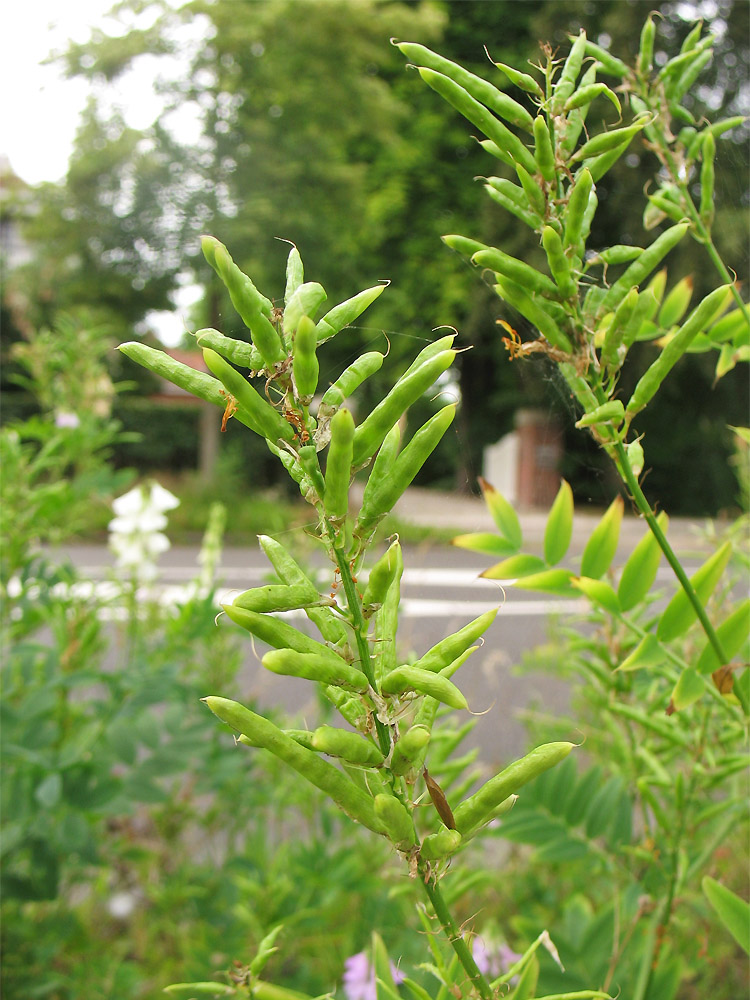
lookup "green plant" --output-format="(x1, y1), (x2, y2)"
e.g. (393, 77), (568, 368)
(396, 18), (749, 1000)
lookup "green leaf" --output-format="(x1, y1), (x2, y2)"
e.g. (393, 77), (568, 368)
(657, 542), (732, 641)
(580, 496), (624, 579)
(250, 924), (284, 976)
(506, 952), (538, 1000)
(585, 776), (624, 839)
(481, 554), (546, 580)
(544, 480), (574, 565)
(616, 632), (666, 672)
(572, 576), (620, 614)
(163, 983), (234, 997)
(372, 932), (397, 1000)
(35, 772), (62, 809)
(695, 599), (750, 674)
(479, 477), (522, 549)
(512, 568), (576, 594)
(617, 513), (667, 611)
(451, 532), (519, 557)
(702, 877), (750, 954)
(669, 668), (706, 711)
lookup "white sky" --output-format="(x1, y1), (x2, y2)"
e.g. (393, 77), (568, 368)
(1, 0), (200, 342)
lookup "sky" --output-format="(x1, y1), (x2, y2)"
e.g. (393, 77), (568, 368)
(1, 0), (200, 342)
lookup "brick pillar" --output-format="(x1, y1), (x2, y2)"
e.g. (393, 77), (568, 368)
(515, 408), (563, 508)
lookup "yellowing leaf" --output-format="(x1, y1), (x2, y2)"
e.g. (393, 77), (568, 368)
(580, 495), (624, 579)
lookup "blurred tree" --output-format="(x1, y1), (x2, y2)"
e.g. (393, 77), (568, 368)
(6, 0), (747, 512)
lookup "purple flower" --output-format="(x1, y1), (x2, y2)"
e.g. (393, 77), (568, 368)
(472, 936), (521, 981)
(342, 951), (404, 1000)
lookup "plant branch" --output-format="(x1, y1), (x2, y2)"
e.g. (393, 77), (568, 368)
(419, 867), (494, 1000)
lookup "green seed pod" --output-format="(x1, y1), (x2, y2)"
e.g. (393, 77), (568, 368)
(118, 341), (260, 434)
(668, 49), (713, 104)
(646, 192), (687, 228)
(362, 539), (402, 609)
(625, 438), (645, 478)
(417, 67), (539, 176)
(657, 33), (714, 84)
(551, 30), (587, 114)
(395, 42), (534, 132)
(622, 274), (666, 347)
(279, 729), (317, 751)
(351, 351), (456, 467)
(542, 226), (577, 299)
(266, 440), (316, 503)
(319, 352), (385, 413)
(592, 245), (644, 267)
(324, 407), (355, 523)
(601, 287), (639, 368)
(314, 283), (388, 343)
(413, 608), (498, 673)
(312, 726), (384, 766)
(397, 334), (457, 383)
(572, 116), (651, 163)
(203, 697), (383, 833)
(323, 686), (368, 730)
(658, 276), (694, 329)
(581, 39), (629, 78)
(284, 282), (327, 339)
(233, 582), (320, 614)
(202, 349), (296, 444)
(482, 177), (544, 229)
(564, 83), (621, 117)
(390, 725), (431, 777)
(494, 278), (573, 352)
(473, 247), (560, 299)
(195, 328), (264, 370)
(296, 445), (326, 498)
(626, 284), (731, 418)
(514, 164), (546, 218)
(584, 138), (634, 183)
(700, 132), (716, 226)
(638, 14), (656, 76)
(533, 115), (556, 183)
(564, 168), (594, 253)
(453, 742), (575, 835)
(201, 236), (274, 318)
(442, 233), (489, 258)
(374, 793), (417, 852)
(223, 602), (342, 659)
(558, 63), (598, 158)
(371, 535), (404, 684)
(284, 244), (304, 304)
(600, 224), (690, 315)
(263, 648), (369, 692)
(356, 404), (456, 536)
(255, 538), (348, 651)
(492, 60), (543, 96)
(381, 665), (468, 710)
(686, 116), (745, 160)
(358, 423), (401, 528)
(420, 828), (462, 861)
(292, 315), (319, 403)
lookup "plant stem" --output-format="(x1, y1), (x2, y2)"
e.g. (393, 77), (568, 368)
(419, 866), (494, 1000)
(331, 538), (392, 757)
(613, 439), (729, 668)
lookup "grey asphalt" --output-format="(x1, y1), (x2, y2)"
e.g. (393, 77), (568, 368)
(50, 488), (712, 766)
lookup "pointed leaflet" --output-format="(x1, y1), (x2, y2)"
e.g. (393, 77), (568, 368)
(478, 477), (522, 550)
(451, 532), (519, 557)
(702, 877), (750, 955)
(616, 632), (666, 672)
(544, 480), (574, 565)
(580, 496), (624, 580)
(657, 541), (731, 642)
(695, 599), (750, 674)
(617, 512), (668, 611)
(573, 577), (620, 615)
(669, 668), (706, 711)
(481, 554), (546, 580)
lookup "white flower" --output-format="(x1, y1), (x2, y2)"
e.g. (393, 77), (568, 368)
(108, 481), (179, 584)
(55, 411), (80, 428)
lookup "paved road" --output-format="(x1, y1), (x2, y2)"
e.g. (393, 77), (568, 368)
(51, 500), (709, 766)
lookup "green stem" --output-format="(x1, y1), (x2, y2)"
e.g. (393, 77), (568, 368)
(613, 439), (729, 668)
(331, 538), (392, 757)
(419, 866), (494, 1000)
